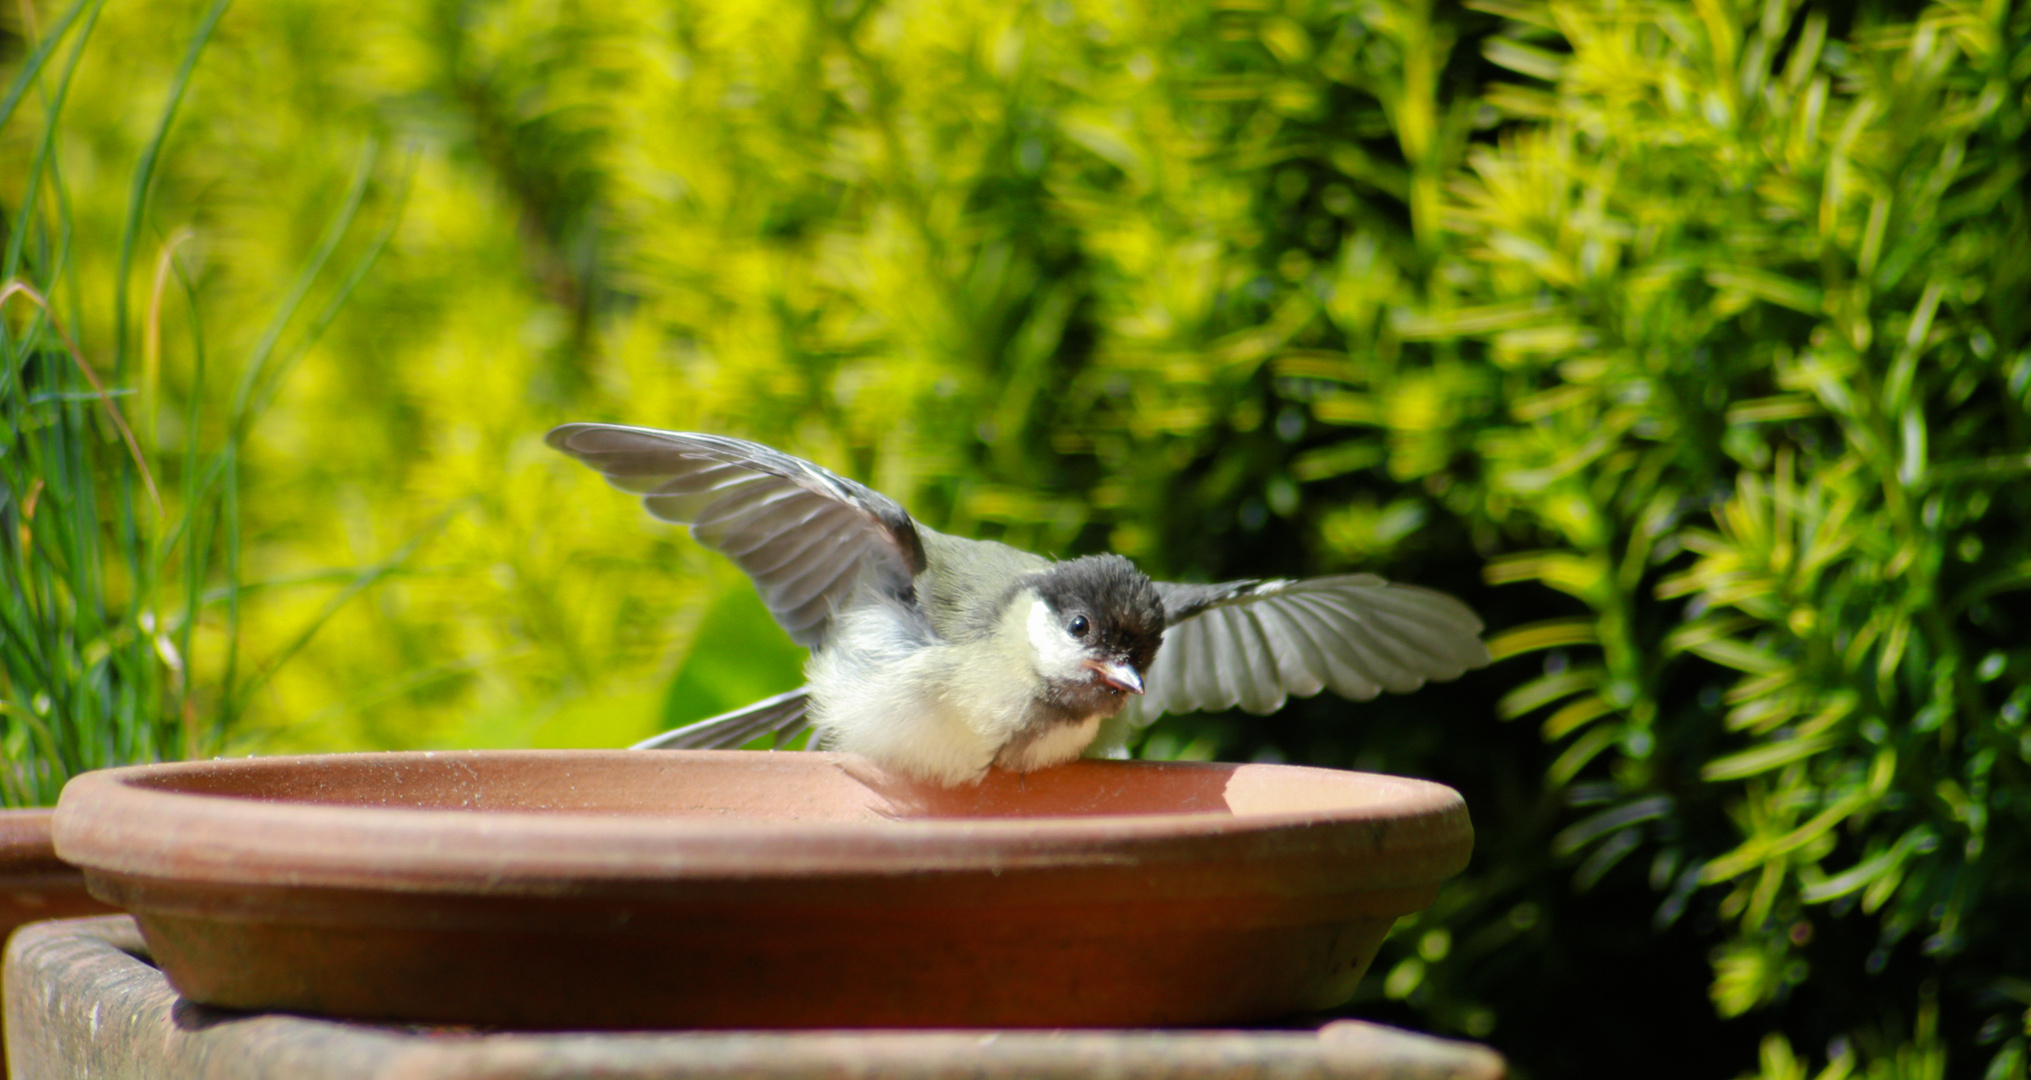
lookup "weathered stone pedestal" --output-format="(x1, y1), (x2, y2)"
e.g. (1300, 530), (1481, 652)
(1, 810), (120, 1080)
(7, 917), (1503, 1080)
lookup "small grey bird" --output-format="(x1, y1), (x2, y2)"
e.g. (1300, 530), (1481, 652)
(547, 424), (1490, 786)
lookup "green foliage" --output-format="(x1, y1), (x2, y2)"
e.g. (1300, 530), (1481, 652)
(1, 0), (400, 804)
(1405, 0), (2031, 1074)
(5, 0), (2030, 1074)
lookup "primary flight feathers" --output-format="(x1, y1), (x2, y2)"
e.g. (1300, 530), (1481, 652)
(548, 425), (927, 649)
(1139, 576), (1488, 721)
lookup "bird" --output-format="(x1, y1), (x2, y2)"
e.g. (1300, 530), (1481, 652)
(546, 423), (1491, 786)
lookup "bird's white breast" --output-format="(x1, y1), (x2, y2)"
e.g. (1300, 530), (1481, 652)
(805, 595), (1033, 785)
(993, 713), (1104, 773)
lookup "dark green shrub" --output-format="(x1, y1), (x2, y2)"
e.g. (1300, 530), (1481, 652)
(1166, 0), (2031, 1074)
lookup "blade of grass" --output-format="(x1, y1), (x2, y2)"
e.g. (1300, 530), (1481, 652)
(3, 0), (391, 803)
(218, 443), (243, 737)
(0, 282), (163, 515)
(152, 140), (383, 565)
(141, 230), (197, 448)
(112, 0), (232, 374)
(244, 147), (411, 429)
(168, 243), (212, 758)
(0, 0), (106, 284)
(229, 141), (379, 432)
(0, 0), (94, 134)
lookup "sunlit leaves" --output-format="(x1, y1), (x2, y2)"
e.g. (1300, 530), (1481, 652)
(1408, 0), (2031, 1066)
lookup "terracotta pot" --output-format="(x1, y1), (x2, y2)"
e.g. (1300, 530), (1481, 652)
(0, 809), (119, 943)
(53, 750), (1473, 1030)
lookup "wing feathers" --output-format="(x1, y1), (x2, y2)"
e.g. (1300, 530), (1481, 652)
(767, 552), (855, 618)
(1287, 594), (1385, 701)
(1208, 607), (1254, 713)
(1238, 604), (1305, 708)
(632, 688), (813, 751)
(1261, 598), (1332, 695)
(1325, 603), (1423, 692)
(722, 508), (840, 576)
(623, 460), (752, 498)
(549, 424), (925, 649)
(1229, 607), (1284, 714)
(1141, 575), (1488, 723)
(1345, 588), (1489, 673)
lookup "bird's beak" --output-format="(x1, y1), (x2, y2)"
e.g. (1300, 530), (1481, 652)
(1087, 659), (1144, 695)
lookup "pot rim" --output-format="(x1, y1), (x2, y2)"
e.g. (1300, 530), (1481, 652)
(55, 750), (1472, 891)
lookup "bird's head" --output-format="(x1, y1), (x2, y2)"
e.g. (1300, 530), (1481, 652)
(1020, 554), (1165, 713)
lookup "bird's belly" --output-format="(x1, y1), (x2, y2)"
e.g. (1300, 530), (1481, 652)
(993, 713), (1104, 774)
(808, 688), (1000, 786)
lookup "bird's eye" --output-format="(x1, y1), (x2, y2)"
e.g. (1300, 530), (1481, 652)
(1068, 615), (1090, 637)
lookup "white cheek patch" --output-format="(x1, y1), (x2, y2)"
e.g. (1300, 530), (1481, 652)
(1025, 598), (1089, 682)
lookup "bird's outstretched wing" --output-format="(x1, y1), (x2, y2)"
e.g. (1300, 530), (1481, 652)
(633, 687), (814, 750)
(1132, 575), (1490, 722)
(546, 424), (927, 649)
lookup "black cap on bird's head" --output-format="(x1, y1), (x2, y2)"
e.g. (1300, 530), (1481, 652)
(1026, 554), (1165, 697)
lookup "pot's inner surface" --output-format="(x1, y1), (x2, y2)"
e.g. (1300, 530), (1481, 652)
(121, 751), (1407, 824)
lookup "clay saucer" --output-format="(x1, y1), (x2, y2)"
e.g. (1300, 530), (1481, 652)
(52, 750), (1471, 1029)
(1, 808), (121, 947)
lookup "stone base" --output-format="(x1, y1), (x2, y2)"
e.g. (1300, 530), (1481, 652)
(2, 808), (122, 1080)
(6, 917), (1503, 1080)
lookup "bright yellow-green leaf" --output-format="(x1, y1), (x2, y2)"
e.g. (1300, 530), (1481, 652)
(1702, 733), (1839, 781)
(1485, 617), (1601, 660)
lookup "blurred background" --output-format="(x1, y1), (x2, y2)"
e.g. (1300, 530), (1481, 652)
(4, 0), (2028, 1074)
